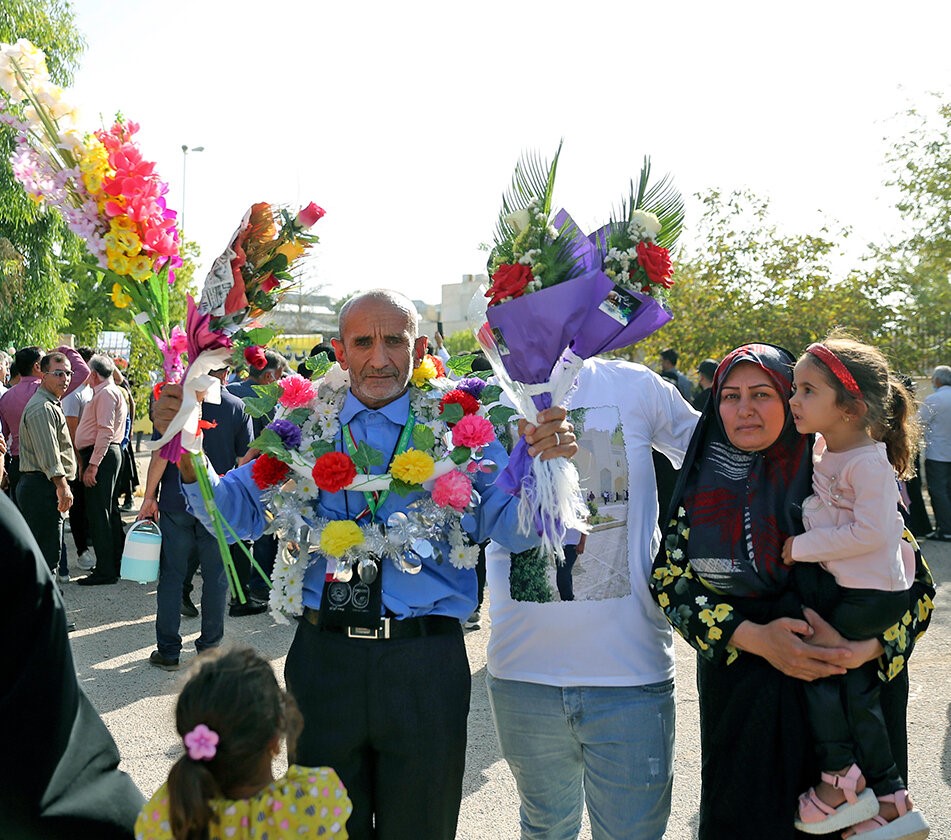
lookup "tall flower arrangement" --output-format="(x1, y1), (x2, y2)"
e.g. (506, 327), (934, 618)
(0, 39), (181, 345)
(472, 145), (684, 567)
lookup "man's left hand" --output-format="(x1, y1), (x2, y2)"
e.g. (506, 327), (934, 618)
(83, 463), (98, 487)
(519, 407), (578, 462)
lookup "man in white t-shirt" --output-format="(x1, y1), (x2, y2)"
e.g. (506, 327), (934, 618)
(486, 358), (700, 840)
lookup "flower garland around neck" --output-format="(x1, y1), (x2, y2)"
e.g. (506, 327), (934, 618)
(237, 353), (513, 620)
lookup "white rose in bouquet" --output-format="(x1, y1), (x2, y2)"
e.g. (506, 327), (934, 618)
(505, 208), (532, 234)
(629, 210), (662, 239)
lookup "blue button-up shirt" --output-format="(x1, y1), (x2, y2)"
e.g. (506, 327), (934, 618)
(183, 389), (538, 619)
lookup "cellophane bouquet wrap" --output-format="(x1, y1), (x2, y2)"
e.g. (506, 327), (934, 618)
(475, 144), (683, 566)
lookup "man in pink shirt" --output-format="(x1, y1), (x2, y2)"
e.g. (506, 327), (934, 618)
(74, 355), (128, 586)
(0, 345), (89, 508)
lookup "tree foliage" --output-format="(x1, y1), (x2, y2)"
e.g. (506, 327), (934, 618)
(0, 0), (86, 347)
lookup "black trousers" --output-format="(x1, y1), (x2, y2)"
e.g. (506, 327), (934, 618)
(79, 445), (124, 579)
(6, 454), (21, 508)
(555, 543), (578, 601)
(16, 473), (63, 573)
(796, 564), (908, 795)
(67, 477), (89, 555)
(285, 618), (470, 840)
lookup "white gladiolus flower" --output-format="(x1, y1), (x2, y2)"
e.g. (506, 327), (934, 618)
(505, 208), (532, 233)
(629, 210), (662, 239)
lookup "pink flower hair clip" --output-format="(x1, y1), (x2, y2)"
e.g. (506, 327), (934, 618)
(183, 723), (219, 761)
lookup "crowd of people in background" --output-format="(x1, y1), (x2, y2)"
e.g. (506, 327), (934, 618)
(1, 323), (947, 840)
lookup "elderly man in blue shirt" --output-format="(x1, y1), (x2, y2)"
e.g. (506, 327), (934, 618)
(153, 289), (577, 840)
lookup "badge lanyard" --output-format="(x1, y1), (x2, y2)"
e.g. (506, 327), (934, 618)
(341, 408), (415, 522)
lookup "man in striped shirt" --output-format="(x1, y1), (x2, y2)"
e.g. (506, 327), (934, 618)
(17, 352), (77, 574)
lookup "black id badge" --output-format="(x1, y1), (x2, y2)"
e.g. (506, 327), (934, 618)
(317, 560), (383, 630)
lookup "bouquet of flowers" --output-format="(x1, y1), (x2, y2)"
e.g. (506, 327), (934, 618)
(236, 355), (500, 621)
(148, 201), (323, 602)
(0, 39), (181, 346)
(473, 145), (683, 562)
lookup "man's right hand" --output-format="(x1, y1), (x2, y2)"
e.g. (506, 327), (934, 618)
(56, 483), (73, 513)
(152, 383), (184, 436)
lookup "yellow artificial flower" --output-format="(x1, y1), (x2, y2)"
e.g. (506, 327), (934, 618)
(410, 355), (438, 386)
(390, 449), (435, 484)
(111, 215), (136, 231)
(708, 626), (723, 641)
(276, 240), (306, 264)
(320, 520), (364, 558)
(695, 636), (710, 651)
(883, 624), (899, 642)
(107, 252), (131, 276)
(657, 593), (669, 608)
(104, 232), (120, 252)
(110, 283), (132, 309)
(916, 595), (934, 622)
(698, 603), (733, 627)
(114, 228), (141, 256)
(725, 646), (739, 665)
(129, 255), (153, 282)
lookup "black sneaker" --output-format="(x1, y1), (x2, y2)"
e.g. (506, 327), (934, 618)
(149, 650), (180, 671)
(463, 609), (482, 630)
(181, 596), (199, 618)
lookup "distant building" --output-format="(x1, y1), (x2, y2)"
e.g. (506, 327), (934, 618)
(263, 289), (337, 336)
(440, 273), (488, 337)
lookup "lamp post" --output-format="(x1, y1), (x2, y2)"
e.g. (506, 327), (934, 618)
(180, 144), (205, 233)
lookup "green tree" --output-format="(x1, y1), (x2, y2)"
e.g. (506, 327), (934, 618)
(872, 95), (951, 374)
(616, 189), (893, 373)
(444, 329), (478, 355)
(0, 0), (86, 347)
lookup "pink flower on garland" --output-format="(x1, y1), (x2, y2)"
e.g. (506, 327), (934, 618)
(431, 470), (473, 511)
(277, 373), (318, 408)
(451, 414), (495, 449)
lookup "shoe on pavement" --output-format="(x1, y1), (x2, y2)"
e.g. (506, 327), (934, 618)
(57, 572), (70, 584)
(229, 597), (268, 617)
(77, 550), (95, 571)
(925, 530), (951, 542)
(463, 609), (482, 631)
(66, 621), (76, 632)
(121, 499), (134, 511)
(149, 650), (180, 671)
(78, 574), (118, 586)
(181, 596), (199, 618)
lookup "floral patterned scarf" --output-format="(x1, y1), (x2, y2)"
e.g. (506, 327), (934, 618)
(672, 344), (812, 598)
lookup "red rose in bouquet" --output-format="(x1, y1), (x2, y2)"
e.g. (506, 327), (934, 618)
(312, 451), (357, 493)
(635, 241), (674, 289)
(251, 454), (290, 489)
(439, 389), (481, 419)
(244, 345), (267, 370)
(486, 263), (533, 306)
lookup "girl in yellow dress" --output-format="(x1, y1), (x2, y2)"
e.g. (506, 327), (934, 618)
(135, 647), (351, 840)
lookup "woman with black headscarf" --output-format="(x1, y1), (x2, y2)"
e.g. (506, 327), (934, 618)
(649, 344), (935, 840)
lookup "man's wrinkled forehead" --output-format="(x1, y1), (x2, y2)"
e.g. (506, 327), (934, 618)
(340, 299), (416, 343)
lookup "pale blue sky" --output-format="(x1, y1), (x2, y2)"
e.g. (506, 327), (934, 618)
(66, 0), (951, 304)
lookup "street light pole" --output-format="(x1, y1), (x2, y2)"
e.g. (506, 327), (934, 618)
(180, 144), (205, 233)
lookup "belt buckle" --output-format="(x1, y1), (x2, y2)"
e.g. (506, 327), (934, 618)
(347, 618), (390, 640)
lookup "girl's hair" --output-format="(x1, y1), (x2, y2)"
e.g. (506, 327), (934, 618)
(802, 332), (920, 479)
(167, 647), (302, 840)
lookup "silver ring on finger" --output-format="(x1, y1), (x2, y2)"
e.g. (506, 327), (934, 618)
(555, 432), (561, 446)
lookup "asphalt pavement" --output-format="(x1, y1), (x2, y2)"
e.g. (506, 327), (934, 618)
(60, 464), (951, 839)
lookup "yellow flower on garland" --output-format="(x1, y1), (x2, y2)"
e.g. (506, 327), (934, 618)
(390, 449), (435, 484)
(129, 254), (153, 282)
(320, 520), (364, 558)
(411, 355), (438, 386)
(110, 282), (132, 308)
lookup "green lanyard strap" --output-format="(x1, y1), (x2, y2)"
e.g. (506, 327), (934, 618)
(342, 409), (415, 521)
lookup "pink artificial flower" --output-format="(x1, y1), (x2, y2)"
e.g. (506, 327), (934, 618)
(295, 202), (325, 229)
(277, 373), (318, 408)
(450, 414), (495, 449)
(431, 470), (473, 512)
(183, 724), (219, 761)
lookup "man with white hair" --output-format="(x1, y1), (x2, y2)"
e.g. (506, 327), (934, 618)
(919, 364), (951, 541)
(74, 354), (128, 585)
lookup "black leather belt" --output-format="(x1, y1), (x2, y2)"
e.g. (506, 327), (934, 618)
(302, 607), (459, 640)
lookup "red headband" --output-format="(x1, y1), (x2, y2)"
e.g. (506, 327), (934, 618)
(805, 343), (863, 399)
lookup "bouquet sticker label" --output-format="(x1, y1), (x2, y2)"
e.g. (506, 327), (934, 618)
(492, 327), (511, 356)
(598, 285), (643, 327)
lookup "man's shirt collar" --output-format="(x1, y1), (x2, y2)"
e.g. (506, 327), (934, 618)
(339, 389), (411, 426)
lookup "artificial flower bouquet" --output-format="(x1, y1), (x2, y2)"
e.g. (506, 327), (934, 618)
(237, 356), (501, 620)
(0, 39), (181, 348)
(473, 144), (684, 570)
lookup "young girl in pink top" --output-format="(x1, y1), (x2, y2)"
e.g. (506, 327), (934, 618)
(783, 335), (929, 840)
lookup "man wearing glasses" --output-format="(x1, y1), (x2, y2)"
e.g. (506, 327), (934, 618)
(17, 353), (78, 575)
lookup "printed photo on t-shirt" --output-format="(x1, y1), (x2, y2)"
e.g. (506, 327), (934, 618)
(516, 405), (631, 604)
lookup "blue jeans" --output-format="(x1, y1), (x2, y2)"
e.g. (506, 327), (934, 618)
(155, 508), (228, 657)
(925, 458), (951, 533)
(486, 674), (674, 840)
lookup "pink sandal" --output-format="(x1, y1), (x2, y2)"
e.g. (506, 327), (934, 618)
(794, 764), (879, 835)
(842, 789), (930, 839)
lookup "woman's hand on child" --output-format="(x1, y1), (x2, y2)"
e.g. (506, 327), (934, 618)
(802, 607), (885, 668)
(731, 617), (849, 681)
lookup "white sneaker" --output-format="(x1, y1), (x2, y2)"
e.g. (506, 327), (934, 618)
(77, 551), (95, 571)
